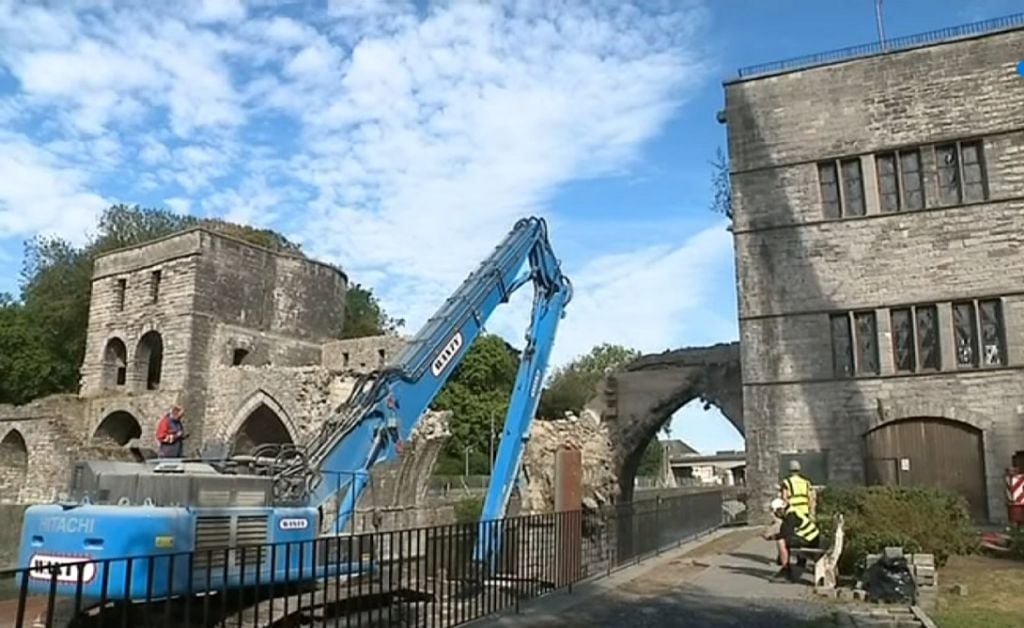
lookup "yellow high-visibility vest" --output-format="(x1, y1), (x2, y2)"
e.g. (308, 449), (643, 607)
(793, 511), (820, 543)
(783, 473), (812, 516)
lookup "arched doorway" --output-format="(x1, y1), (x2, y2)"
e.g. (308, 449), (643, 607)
(102, 338), (128, 387)
(231, 403), (294, 456)
(136, 331), (163, 390)
(0, 430), (28, 502)
(94, 411), (143, 446)
(864, 417), (987, 519)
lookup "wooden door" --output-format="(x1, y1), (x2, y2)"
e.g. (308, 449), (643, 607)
(863, 417), (987, 520)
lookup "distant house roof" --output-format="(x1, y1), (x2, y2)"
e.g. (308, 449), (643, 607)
(662, 439), (698, 456)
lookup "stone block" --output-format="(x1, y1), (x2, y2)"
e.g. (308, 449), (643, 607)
(883, 547), (904, 560)
(950, 583), (968, 596)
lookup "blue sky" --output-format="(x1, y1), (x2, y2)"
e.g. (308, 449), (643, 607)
(0, 0), (1020, 452)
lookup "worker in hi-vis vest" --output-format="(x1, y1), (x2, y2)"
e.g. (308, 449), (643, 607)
(779, 459), (815, 517)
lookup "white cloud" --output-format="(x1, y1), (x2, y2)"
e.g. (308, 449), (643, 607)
(0, 0), (732, 376)
(0, 133), (107, 243)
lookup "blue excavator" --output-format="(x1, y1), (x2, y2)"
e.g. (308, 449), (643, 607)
(17, 216), (571, 625)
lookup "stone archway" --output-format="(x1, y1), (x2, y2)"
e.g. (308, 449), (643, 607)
(102, 337), (128, 388)
(94, 411), (143, 446)
(593, 342), (742, 503)
(229, 393), (297, 456)
(0, 429), (28, 503)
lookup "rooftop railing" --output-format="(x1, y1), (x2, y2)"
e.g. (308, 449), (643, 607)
(735, 12), (1024, 79)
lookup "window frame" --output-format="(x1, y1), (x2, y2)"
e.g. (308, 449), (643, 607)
(875, 148), (926, 213)
(890, 304), (941, 374)
(934, 139), (988, 206)
(830, 309), (879, 378)
(952, 298), (1006, 369)
(818, 157), (866, 219)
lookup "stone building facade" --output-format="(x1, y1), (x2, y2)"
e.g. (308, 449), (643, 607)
(0, 228), (404, 504)
(725, 21), (1024, 522)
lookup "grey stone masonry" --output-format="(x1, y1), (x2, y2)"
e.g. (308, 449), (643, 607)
(725, 25), (1024, 522)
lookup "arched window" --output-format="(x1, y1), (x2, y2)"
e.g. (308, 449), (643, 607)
(93, 411), (143, 446)
(102, 337), (128, 387)
(136, 331), (164, 390)
(0, 430), (28, 503)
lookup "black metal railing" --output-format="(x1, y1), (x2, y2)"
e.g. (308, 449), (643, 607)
(1, 490), (721, 627)
(736, 12), (1024, 78)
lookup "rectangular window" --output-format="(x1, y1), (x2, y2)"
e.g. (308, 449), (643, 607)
(876, 153), (900, 213)
(952, 302), (978, 368)
(840, 158), (865, 216)
(150, 270), (162, 303)
(854, 311), (880, 375)
(818, 158), (865, 218)
(961, 140), (987, 202)
(952, 299), (1006, 368)
(830, 314), (854, 377)
(979, 299), (1006, 366)
(891, 304), (941, 373)
(116, 278), (126, 311)
(876, 149), (925, 213)
(935, 140), (987, 205)
(915, 305), (940, 370)
(899, 149), (925, 210)
(818, 162), (840, 219)
(830, 311), (878, 377)
(890, 308), (916, 372)
(936, 143), (961, 205)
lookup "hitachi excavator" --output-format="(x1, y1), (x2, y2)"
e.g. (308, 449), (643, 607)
(17, 216), (571, 626)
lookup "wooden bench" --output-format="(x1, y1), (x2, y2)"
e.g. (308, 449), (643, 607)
(790, 513), (844, 589)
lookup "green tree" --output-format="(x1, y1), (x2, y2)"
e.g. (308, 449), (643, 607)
(537, 343), (641, 418)
(710, 147), (732, 221)
(341, 283), (405, 338)
(431, 334), (520, 475)
(635, 439), (664, 477)
(0, 203), (400, 404)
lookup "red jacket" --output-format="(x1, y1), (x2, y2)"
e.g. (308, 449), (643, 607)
(156, 414), (182, 444)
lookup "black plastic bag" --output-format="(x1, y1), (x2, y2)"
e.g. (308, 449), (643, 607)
(863, 556), (917, 604)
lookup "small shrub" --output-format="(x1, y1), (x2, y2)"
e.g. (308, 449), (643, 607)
(1006, 523), (1024, 560)
(454, 496), (484, 524)
(816, 486), (976, 574)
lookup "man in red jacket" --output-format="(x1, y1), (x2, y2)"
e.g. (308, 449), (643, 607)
(155, 405), (186, 458)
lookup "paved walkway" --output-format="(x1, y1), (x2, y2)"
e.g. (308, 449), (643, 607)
(477, 527), (838, 628)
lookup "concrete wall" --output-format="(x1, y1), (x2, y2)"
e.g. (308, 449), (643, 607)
(725, 26), (1024, 522)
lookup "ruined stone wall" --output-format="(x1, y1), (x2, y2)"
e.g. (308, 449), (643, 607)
(0, 396), (86, 503)
(321, 336), (407, 371)
(726, 27), (1024, 521)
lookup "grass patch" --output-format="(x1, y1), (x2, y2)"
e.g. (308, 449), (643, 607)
(931, 554), (1024, 628)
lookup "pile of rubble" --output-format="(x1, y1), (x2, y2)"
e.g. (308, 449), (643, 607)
(520, 409), (620, 513)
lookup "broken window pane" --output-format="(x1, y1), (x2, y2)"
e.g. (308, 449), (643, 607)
(979, 299), (1005, 366)
(841, 158), (865, 216)
(830, 314), (854, 377)
(854, 311), (879, 374)
(891, 308), (916, 372)
(876, 153), (900, 213)
(818, 162), (840, 219)
(915, 305), (940, 370)
(952, 302), (978, 368)
(899, 149), (924, 210)
(961, 141), (986, 202)
(936, 144), (961, 205)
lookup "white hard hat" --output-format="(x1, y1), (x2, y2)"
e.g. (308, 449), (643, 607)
(770, 498), (786, 511)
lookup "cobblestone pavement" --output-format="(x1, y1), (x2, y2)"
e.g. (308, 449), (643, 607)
(488, 528), (840, 628)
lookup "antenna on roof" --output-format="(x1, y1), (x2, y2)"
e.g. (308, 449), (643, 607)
(875, 0), (887, 50)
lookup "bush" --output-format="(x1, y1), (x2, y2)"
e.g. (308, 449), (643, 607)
(816, 486), (977, 575)
(454, 496), (484, 524)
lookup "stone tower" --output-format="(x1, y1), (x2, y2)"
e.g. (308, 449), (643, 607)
(78, 228), (348, 451)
